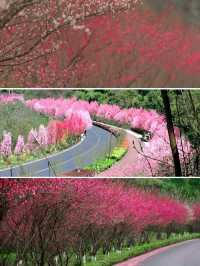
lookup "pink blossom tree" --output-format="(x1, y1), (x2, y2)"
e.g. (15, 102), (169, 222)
(0, 179), (190, 265)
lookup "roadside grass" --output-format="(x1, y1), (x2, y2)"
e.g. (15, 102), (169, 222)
(85, 134), (128, 173)
(0, 101), (50, 146)
(85, 233), (200, 266)
(85, 147), (127, 173)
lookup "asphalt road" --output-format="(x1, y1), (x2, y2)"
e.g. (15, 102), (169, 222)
(141, 239), (200, 266)
(0, 125), (117, 177)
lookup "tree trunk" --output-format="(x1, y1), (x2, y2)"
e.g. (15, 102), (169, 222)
(161, 90), (182, 176)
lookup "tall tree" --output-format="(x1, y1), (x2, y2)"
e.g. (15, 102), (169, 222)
(161, 90), (182, 176)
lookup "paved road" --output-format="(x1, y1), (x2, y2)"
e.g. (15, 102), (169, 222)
(0, 125), (117, 177)
(141, 239), (200, 266)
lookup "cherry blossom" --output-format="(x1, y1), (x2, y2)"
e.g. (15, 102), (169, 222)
(0, 178), (190, 260)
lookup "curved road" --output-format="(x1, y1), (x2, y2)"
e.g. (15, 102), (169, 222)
(116, 239), (200, 266)
(141, 239), (200, 266)
(0, 125), (116, 177)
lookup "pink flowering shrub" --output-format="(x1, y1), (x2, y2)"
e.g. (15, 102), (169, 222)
(47, 120), (69, 144)
(14, 135), (25, 155)
(46, 120), (60, 145)
(26, 98), (92, 135)
(46, 113), (92, 145)
(64, 109), (92, 135)
(0, 132), (12, 158)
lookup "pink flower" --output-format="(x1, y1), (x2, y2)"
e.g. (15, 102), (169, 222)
(64, 109), (92, 135)
(0, 93), (24, 104)
(47, 120), (59, 144)
(14, 135), (25, 155)
(0, 132), (12, 157)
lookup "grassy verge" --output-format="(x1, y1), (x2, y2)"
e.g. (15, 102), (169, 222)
(85, 147), (127, 173)
(85, 233), (200, 266)
(0, 101), (50, 146)
(85, 133), (128, 174)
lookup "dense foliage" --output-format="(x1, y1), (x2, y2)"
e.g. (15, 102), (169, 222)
(125, 179), (200, 201)
(19, 90), (164, 111)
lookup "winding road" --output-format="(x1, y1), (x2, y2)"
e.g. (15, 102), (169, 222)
(0, 125), (117, 177)
(116, 239), (200, 266)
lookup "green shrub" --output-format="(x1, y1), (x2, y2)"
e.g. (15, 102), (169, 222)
(111, 147), (127, 160)
(86, 146), (127, 173)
